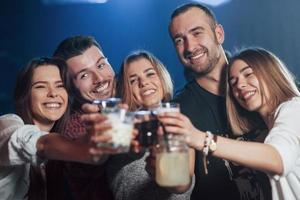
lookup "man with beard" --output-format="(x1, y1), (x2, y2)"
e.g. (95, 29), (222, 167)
(46, 35), (114, 200)
(168, 3), (271, 200)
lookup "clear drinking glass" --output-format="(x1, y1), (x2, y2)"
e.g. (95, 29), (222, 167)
(154, 102), (190, 186)
(155, 102), (180, 113)
(93, 97), (121, 113)
(155, 134), (190, 187)
(93, 98), (134, 153)
(134, 110), (159, 148)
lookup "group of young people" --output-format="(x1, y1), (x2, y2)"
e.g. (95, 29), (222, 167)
(0, 2), (299, 200)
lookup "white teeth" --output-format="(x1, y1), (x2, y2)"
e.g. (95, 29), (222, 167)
(190, 52), (204, 60)
(95, 82), (109, 93)
(143, 89), (155, 96)
(243, 91), (255, 100)
(44, 103), (61, 108)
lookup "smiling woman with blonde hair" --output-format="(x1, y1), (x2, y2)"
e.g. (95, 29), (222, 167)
(92, 50), (195, 200)
(117, 50), (173, 111)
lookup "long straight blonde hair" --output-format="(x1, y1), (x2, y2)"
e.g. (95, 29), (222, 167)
(226, 47), (300, 135)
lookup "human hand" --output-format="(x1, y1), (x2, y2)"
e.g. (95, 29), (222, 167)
(130, 127), (143, 153)
(157, 112), (206, 151)
(81, 103), (118, 156)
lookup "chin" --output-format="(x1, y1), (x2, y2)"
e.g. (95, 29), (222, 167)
(48, 114), (64, 121)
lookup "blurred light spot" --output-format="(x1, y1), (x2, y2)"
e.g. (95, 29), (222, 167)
(191, 0), (231, 7)
(42, 0), (108, 5)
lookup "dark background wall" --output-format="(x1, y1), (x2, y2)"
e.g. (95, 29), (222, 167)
(1, 0), (300, 114)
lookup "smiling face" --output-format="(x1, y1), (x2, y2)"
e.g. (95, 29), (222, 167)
(66, 45), (115, 102)
(229, 59), (271, 116)
(170, 7), (224, 75)
(30, 65), (68, 129)
(126, 58), (164, 109)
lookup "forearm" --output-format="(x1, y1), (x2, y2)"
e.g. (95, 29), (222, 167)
(212, 136), (283, 174)
(36, 134), (108, 164)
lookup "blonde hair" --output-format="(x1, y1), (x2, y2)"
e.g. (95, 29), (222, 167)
(117, 50), (173, 111)
(226, 47), (300, 135)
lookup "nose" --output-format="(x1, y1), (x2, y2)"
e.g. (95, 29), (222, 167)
(138, 77), (148, 88)
(47, 86), (58, 98)
(93, 70), (104, 84)
(184, 37), (197, 53)
(236, 78), (247, 90)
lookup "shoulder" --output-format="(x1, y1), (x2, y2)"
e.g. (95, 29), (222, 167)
(274, 97), (300, 119)
(173, 81), (197, 102)
(0, 114), (25, 137)
(0, 114), (24, 127)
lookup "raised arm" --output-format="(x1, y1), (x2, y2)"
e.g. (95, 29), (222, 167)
(0, 114), (101, 166)
(157, 111), (295, 176)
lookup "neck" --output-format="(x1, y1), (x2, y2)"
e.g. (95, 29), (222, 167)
(33, 119), (54, 132)
(196, 48), (228, 96)
(260, 107), (274, 130)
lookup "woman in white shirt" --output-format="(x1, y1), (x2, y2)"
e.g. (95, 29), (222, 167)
(158, 48), (300, 200)
(0, 57), (94, 200)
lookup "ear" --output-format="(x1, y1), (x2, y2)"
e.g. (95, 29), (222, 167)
(214, 24), (225, 44)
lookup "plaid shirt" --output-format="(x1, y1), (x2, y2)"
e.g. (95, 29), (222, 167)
(49, 108), (113, 200)
(63, 109), (86, 139)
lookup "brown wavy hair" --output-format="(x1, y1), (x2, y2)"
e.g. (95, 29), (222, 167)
(14, 57), (71, 199)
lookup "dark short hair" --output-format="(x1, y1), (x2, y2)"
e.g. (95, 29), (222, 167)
(53, 35), (103, 107)
(14, 57), (70, 132)
(53, 35), (102, 60)
(170, 3), (218, 31)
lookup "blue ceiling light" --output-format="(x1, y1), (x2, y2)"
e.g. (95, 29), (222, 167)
(191, 0), (231, 7)
(41, 0), (108, 5)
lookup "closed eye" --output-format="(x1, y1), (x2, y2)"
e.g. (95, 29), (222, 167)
(244, 72), (253, 77)
(56, 83), (65, 88)
(193, 30), (202, 37)
(146, 71), (156, 77)
(34, 85), (46, 89)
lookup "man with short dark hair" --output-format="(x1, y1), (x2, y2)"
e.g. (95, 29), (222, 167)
(169, 3), (271, 200)
(48, 35), (114, 200)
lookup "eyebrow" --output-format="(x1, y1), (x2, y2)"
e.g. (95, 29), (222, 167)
(229, 66), (251, 81)
(129, 67), (155, 79)
(32, 80), (63, 86)
(73, 56), (106, 79)
(189, 26), (205, 33)
(173, 26), (205, 41)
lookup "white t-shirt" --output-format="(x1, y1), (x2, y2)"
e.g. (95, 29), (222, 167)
(264, 97), (300, 200)
(0, 114), (46, 200)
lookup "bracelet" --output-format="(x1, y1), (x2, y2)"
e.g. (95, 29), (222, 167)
(202, 131), (213, 174)
(202, 131), (217, 174)
(209, 134), (218, 153)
